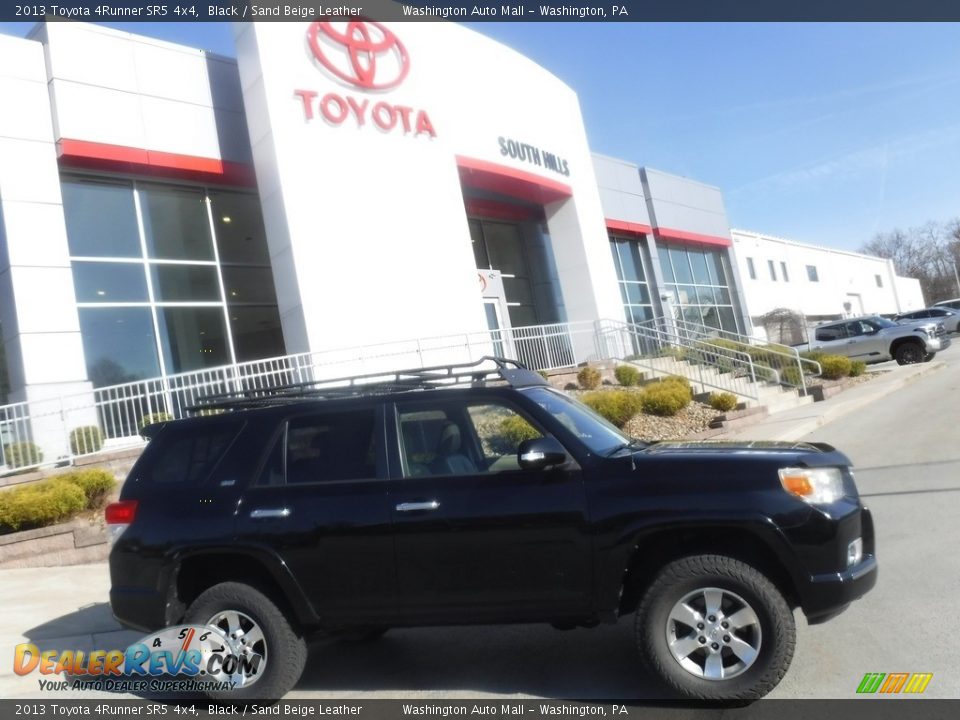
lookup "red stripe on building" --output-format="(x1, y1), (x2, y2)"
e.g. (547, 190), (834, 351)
(654, 226), (732, 248)
(606, 218), (653, 236)
(456, 155), (572, 205)
(57, 139), (256, 187)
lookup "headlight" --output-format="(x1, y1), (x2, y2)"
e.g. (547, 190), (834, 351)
(778, 467), (844, 504)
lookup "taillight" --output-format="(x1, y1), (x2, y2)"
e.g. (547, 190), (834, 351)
(105, 500), (138, 545)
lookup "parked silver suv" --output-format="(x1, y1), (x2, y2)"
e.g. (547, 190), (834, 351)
(806, 315), (950, 365)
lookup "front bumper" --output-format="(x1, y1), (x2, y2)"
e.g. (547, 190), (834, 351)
(928, 335), (951, 351)
(801, 554), (878, 624)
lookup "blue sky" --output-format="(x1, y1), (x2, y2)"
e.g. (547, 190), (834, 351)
(2, 21), (959, 251)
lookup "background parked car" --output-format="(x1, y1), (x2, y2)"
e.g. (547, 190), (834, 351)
(933, 297), (960, 311)
(895, 307), (960, 334)
(797, 315), (950, 365)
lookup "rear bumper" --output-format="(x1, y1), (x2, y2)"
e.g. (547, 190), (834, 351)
(109, 586), (167, 633)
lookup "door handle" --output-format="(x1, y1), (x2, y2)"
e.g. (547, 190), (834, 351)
(396, 501), (440, 512)
(249, 508), (291, 519)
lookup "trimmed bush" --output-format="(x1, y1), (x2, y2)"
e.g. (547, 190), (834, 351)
(781, 366), (804, 387)
(581, 390), (645, 428)
(709, 392), (738, 412)
(69, 426), (103, 456)
(2, 441), (43, 469)
(139, 412), (173, 430)
(614, 365), (642, 387)
(62, 469), (115, 508)
(820, 355), (852, 380)
(0, 479), (86, 533)
(577, 367), (602, 390)
(658, 375), (694, 399)
(659, 346), (688, 361)
(640, 383), (691, 417)
(800, 350), (829, 364)
(849, 360), (867, 377)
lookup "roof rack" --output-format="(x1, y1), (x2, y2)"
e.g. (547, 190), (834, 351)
(187, 356), (549, 413)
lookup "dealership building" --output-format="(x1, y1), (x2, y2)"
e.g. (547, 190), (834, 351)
(0, 20), (925, 459)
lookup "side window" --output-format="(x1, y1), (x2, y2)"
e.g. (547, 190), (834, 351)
(145, 422), (241, 484)
(815, 325), (846, 342)
(396, 401), (543, 478)
(844, 321), (865, 337)
(466, 403), (543, 472)
(286, 409), (376, 484)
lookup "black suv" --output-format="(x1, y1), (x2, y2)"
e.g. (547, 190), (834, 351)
(107, 358), (877, 701)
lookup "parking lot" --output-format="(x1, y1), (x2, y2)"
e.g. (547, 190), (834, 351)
(2, 352), (958, 701)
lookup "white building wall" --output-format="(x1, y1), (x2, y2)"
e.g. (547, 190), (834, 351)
(732, 229), (925, 321)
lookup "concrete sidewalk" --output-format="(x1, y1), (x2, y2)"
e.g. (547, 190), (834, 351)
(718, 359), (947, 442)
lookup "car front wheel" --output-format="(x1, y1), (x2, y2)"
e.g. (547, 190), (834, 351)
(184, 582), (307, 700)
(894, 342), (925, 365)
(634, 555), (795, 701)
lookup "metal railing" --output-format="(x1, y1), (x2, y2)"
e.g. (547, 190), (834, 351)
(0, 316), (812, 477)
(635, 316), (822, 394)
(595, 319), (768, 400)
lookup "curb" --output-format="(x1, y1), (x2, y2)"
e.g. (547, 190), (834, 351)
(756, 360), (946, 442)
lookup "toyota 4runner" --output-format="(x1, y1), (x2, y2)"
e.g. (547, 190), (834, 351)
(107, 357), (877, 701)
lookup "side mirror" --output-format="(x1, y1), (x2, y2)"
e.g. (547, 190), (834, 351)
(518, 437), (567, 470)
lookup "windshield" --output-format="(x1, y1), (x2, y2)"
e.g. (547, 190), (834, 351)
(870, 317), (897, 329)
(521, 386), (630, 456)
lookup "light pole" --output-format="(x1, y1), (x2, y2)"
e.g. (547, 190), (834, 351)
(953, 260), (960, 297)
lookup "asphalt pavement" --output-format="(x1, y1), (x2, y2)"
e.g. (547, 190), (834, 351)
(2, 351), (958, 701)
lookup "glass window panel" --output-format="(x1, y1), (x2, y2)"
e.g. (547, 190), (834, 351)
(659, 252), (676, 284)
(228, 306), (286, 363)
(157, 307), (230, 374)
(484, 222), (528, 277)
(624, 282), (650, 305)
(208, 191), (271, 265)
(615, 241), (645, 283)
(676, 285), (697, 305)
(507, 304), (538, 328)
(696, 286), (716, 306)
(72, 262), (148, 303)
(629, 305), (653, 324)
(287, 410), (377, 484)
(715, 287), (732, 305)
(78, 307), (161, 387)
(140, 184), (214, 261)
(682, 306), (703, 324)
(469, 219), (489, 268)
(718, 307), (738, 334)
(689, 250), (711, 285)
(503, 276), (535, 306)
(709, 251), (727, 285)
(222, 266), (278, 305)
(610, 242), (623, 279)
(151, 264), (221, 302)
(619, 283), (629, 304)
(701, 305), (721, 330)
(62, 178), (140, 258)
(669, 247), (694, 284)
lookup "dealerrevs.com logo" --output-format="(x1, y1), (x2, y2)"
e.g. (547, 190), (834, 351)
(13, 625), (261, 693)
(296, 20), (436, 138)
(307, 20), (409, 90)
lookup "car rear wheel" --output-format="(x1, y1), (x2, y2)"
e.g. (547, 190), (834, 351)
(634, 555), (795, 701)
(184, 582), (307, 700)
(894, 342), (924, 365)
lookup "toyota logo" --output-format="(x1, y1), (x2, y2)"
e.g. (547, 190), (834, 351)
(307, 21), (409, 91)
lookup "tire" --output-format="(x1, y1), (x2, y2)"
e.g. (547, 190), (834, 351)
(184, 582), (307, 701)
(634, 555), (795, 701)
(924, 352), (936, 362)
(894, 342), (925, 365)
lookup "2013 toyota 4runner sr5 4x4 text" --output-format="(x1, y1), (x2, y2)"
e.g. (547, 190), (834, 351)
(107, 358), (877, 701)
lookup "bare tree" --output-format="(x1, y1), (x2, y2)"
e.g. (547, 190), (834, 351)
(861, 219), (960, 303)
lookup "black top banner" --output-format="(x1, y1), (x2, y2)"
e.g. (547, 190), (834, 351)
(8, 0), (960, 22)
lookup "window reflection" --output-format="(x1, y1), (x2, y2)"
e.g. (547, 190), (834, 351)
(140, 184), (214, 261)
(72, 262), (148, 303)
(157, 307), (230, 374)
(78, 308), (161, 387)
(62, 179), (140, 258)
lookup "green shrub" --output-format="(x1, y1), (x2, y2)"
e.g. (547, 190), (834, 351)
(820, 355), (852, 380)
(614, 365), (642, 387)
(577, 367), (602, 390)
(0, 479), (86, 533)
(62, 469), (115, 507)
(538, 370), (550, 380)
(498, 415), (541, 451)
(139, 412), (173, 430)
(659, 346), (688, 361)
(658, 375), (693, 399)
(709, 392), (739, 412)
(2, 442), (43, 469)
(69, 426), (103, 456)
(781, 366), (804, 386)
(800, 350), (829, 364)
(581, 390), (645, 428)
(849, 360), (867, 377)
(640, 384), (691, 417)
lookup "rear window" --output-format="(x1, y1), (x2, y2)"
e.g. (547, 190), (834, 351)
(145, 422), (242, 484)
